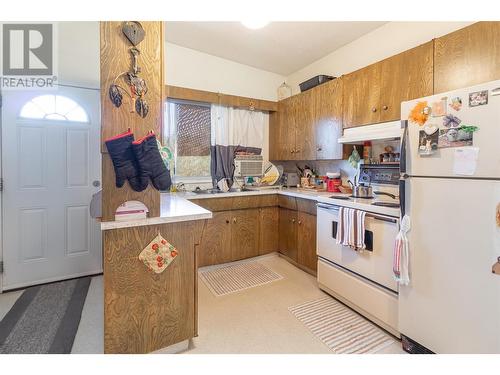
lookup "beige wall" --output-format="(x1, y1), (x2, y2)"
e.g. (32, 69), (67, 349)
(57, 22), (100, 89)
(165, 42), (285, 101)
(285, 21), (474, 94)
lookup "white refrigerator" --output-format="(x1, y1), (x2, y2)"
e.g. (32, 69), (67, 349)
(399, 79), (500, 353)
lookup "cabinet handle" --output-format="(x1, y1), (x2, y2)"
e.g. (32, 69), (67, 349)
(225, 219), (230, 224)
(382, 105), (389, 111)
(291, 218), (296, 224)
(317, 146), (322, 151)
(233, 217), (237, 223)
(290, 150), (295, 154)
(298, 220), (302, 225)
(371, 107), (377, 113)
(295, 149), (301, 153)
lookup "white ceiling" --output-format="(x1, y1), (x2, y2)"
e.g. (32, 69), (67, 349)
(165, 22), (387, 76)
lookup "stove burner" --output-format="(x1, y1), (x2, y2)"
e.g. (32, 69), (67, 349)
(371, 202), (400, 208)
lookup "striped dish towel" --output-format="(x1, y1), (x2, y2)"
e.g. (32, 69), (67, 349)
(393, 215), (410, 285)
(336, 207), (367, 251)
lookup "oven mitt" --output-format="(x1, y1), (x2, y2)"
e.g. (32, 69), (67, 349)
(132, 133), (172, 191)
(104, 130), (148, 192)
(138, 233), (179, 274)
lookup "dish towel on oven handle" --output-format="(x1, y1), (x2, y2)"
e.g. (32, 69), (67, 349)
(336, 207), (367, 251)
(393, 214), (410, 285)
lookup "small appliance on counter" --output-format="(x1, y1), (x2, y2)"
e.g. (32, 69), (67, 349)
(326, 172), (341, 192)
(281, 172), (300, 187)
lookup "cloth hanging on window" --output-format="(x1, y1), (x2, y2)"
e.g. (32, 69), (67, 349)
(210, 105), (267, 186)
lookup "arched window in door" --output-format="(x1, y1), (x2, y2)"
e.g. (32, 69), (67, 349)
(19, 94), (89, 123)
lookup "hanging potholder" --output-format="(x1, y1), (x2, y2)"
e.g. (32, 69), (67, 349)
(138, 233), (179, 273)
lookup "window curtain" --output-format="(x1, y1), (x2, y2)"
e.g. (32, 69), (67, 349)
(210, 105), (267, 186)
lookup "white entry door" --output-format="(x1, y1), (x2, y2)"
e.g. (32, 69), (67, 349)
(1, 86), (102, 290)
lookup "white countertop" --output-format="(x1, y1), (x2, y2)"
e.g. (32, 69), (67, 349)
(101, 187), (400, 230)
(100, 194), (213, 230)
(181, 188), (400, 217)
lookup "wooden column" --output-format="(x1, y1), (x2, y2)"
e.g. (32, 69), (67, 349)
(100, 21), (164, 221)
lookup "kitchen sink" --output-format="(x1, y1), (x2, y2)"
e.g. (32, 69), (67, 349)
(192, 187), (249, 194)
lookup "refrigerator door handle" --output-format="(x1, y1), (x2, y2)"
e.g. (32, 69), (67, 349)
(400, 120), (408, 175)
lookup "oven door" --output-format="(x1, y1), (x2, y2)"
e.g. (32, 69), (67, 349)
(316, 204), (399, 292)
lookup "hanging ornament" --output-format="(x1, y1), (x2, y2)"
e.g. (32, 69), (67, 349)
(277, 82), (292, 100)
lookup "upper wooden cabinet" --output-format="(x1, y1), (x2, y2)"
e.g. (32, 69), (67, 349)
(313, 78), (344, 160)
(434, 22), (500, 93)
(343, 63), (381, 128)
(269, 78), (344, 161)
(379, 41), (434, 122)
(343, 41), (433, 128)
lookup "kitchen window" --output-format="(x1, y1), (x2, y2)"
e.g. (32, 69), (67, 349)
(165, 99), (212, 182)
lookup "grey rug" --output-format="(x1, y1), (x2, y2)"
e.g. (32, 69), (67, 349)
(0, 277), (91, 354)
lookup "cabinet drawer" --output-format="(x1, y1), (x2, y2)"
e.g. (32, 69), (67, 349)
(189, 198), (233, 212)
(231, 194), (277, 210)
(296, 197), (317, 216)
(278, 195), (297, 210)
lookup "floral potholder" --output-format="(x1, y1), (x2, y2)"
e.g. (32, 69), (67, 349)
(138, 233), (179, 273)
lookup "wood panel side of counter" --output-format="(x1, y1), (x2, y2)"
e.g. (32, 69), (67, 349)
(104, 220), (205, 354)
(100, 21), (164, 221)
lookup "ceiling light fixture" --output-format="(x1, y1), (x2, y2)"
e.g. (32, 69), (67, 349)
(241, 20), (269, 30)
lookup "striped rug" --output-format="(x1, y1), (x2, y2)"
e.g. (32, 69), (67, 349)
(289, 296), (395, 354)
(199, 261), (283, 296)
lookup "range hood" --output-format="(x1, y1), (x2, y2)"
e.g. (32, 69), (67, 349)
(338, 120), (402, 144)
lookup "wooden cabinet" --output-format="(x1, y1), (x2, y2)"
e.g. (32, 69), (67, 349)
(379, 41), (434, 122)
(269, 79), (345, 161)
(343, 63), (381, 128)
(294, 89), (316, 160)
(343, 41), (433, 128)
(434, 22), (500, 93)
(279, 207), (298, 262)
(259, 207), (279, 255)
(198, 211), (232, 267)
(297, 212), (317, 272)
(313, 78), (344, 160)
(230, 209), (260, 261)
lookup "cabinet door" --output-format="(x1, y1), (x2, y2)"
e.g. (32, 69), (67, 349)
(379, 41), (433, 122)
(230, 209), (260, 261)
(198, 211), (232, 267)
(314, 78), (343, 159)
(259, 207), (279, 255)
(434, 22), (500, 93)
(343, 63), (381, 128)
(294, 89), (315, 160)
(279, 208), (298, 261)
(282, 96), (298, 160)
(269, 100), (291, 161)
(297, 212), (317, 272)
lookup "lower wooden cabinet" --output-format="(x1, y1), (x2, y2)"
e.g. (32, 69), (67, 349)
(259, 207), (279, 255)
(198, 211), (232, 267)
(297, 212), (317, 272)
(230, 209), (260, 261)
(195, 196), (317, 273)
(279, 208), (298, 262)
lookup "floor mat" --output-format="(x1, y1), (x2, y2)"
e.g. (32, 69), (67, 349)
(0, 277), (91, 354)
(289, 296), (395, 354)
(199, 261), (283, 296)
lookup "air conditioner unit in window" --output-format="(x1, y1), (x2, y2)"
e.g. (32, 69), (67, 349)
(234, 155), (263, 177)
